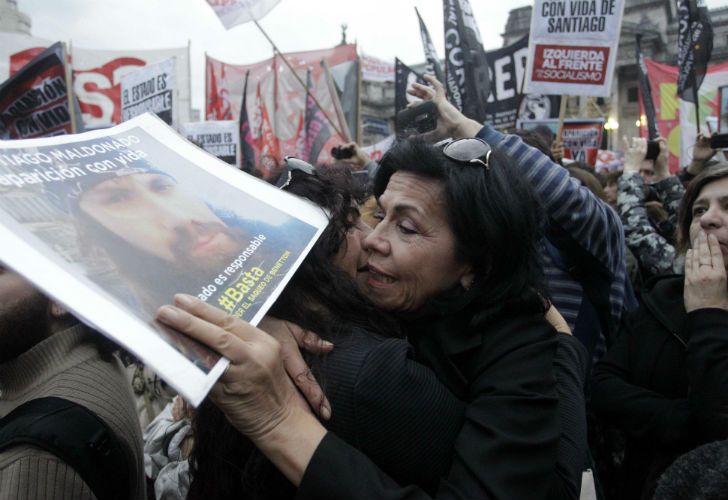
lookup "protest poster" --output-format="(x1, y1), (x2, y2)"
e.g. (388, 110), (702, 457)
(443, 0), (490, 123)
(479, 35), (562, 129)
(518, 117), (604, 167)
(72, 46), (191, 129)
(181, 120), (240, 166)
(0, 113), (327, 405)
(361, 54), (395, 83)
(205, 0), (282, 29)
(642, 57), (728, 171)
(525, 0), (625, 97)
(120, 58), (177, 127)
(0, 42), (79, 140)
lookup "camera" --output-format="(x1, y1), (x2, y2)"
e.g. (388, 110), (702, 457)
(395, 101), (438, 138)
(709, 133), (728, 149)
(331, 145), (355, 160)
(645, 140), (660, 161)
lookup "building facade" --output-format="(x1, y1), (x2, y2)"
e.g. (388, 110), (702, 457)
(0, 0), (30, 34)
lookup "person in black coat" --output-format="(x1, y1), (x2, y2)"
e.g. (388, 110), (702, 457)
(591, 163), (728, 500)
(161, 140), (588, 499)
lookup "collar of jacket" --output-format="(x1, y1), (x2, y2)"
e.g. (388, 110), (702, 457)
(640, 274), (689, 347)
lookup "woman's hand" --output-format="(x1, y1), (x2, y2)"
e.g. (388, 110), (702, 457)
(407, 74), (482, 140)
(157, 294), (309, 441)
(157, 295), (328, 485)
(258, 316), (332, 420)
(684, 231), (728, 312)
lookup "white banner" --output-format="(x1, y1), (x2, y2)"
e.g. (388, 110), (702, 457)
(121, 58), (177, 127)
(72, 45), (191, 129)
(205, 0), (282, 29)
(525, 0), (625, 97)
(361, 54), (395, 83)
(181, 120), (240, 167)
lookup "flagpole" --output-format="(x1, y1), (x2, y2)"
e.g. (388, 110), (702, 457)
(693, 83), (701, 135)
(321, 59), (352, 142)
(252, 19), (345, 138)
(513, 66), (528, 127)
(63, 41), (77, 134)
(557, 95), (568, 143)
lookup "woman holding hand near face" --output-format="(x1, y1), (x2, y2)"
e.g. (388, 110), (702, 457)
(592, 164), (728, 500)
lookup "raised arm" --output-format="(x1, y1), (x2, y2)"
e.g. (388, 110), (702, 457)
(617, 137), (681, 277)
(409, 76), (625, 284)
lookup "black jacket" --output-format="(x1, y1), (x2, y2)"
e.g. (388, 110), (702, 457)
(297, 309), (586, 500)
(591, 275), (728, 500)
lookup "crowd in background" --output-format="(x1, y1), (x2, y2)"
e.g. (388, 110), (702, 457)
(2, 72), (728, 500)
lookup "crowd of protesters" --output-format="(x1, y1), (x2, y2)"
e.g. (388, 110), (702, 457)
(2, 70), (728, 500)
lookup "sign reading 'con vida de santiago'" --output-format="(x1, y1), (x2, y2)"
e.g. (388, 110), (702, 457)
(525, 0), (625, 97)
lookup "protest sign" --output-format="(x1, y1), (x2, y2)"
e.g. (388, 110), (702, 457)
(480, 35), (562, 129)
(518, 117), (604, 166)
(361, 54), (395, 83)
(181, 120), (240, 166)
(121, 58), (177, 127)
(72, 46), (191, 128)
(443, 0), (490, 123)
(0, 42), (79, 140)
(205, 0), (282, 29)
(0, 113), (327, 405)
(525, 0), (625, 97)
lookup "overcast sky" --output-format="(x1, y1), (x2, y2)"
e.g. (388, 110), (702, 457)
(17, 0), (728, 111)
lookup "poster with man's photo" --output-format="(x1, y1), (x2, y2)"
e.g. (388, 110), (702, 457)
(0, 113), (327, 404)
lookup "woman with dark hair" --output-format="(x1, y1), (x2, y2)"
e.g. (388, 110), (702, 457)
(159, 137), (587, 499)
(591, 163), (728, 500)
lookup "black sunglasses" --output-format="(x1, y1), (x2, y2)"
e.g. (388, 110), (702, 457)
(276, 156), (316, 189)
(442, 138), (492, 170)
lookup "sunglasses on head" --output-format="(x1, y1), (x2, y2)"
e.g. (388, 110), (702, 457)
(442, 138), (492, 170)
(276, 156), (316, 189)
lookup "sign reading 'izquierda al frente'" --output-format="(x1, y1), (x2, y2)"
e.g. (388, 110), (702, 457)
(525, 0), (625, 97)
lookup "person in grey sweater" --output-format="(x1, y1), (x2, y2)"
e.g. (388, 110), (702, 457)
(0, 264), (145, 500)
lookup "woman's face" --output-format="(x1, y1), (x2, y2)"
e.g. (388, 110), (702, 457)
(689, 176), (728, 268)
(359, 172), (472, 312)
(333, 213), (372, 282)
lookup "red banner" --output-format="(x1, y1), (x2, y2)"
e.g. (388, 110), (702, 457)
(531, 45), (609, 85)
(0, 43), (75, 139)
(641, 58), (728, 172)
(205, 44), (357, 177)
